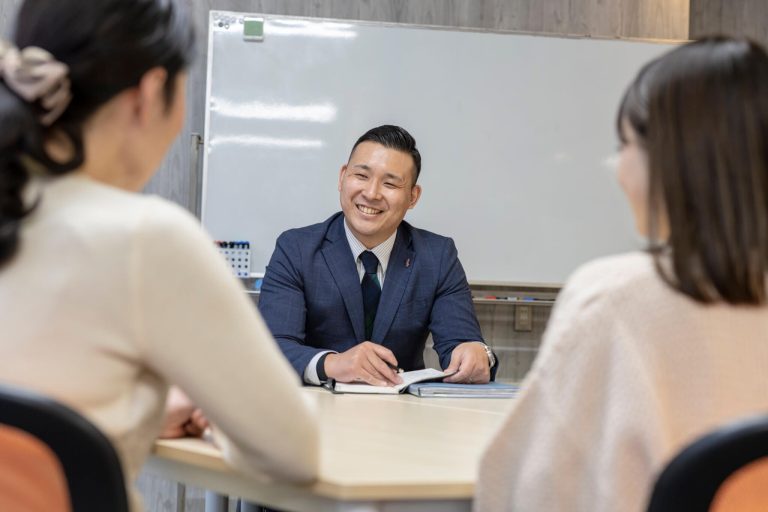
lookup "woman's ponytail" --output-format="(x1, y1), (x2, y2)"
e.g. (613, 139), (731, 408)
(0, 0), (195, 267)
(0, 84), (40, 265)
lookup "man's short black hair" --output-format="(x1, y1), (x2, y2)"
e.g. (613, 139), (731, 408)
(349, 125), (422, 183)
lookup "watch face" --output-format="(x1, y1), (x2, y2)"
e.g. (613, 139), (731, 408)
(484, 346), (495, 366)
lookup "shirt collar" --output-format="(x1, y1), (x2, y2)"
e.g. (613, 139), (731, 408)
(343, 219), (397, 274)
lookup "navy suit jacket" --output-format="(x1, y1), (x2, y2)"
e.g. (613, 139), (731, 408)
(259, 212), (489, 377)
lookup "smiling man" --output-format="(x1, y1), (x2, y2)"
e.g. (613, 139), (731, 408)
(258, 125), (496, 387)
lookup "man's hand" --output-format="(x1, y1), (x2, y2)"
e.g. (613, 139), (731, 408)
(324, 342), (403, 386)
(443, 342), (491, 384)
(158, 386), (210, 439)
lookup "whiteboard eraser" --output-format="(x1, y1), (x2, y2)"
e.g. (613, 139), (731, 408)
(243, 17), (264, 42)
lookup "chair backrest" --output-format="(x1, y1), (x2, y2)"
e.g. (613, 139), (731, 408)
(710, 458), (768, 512)
(0, 383), (129, 512)
(0, 424), (71, 512)
(647, 414), (768, 512)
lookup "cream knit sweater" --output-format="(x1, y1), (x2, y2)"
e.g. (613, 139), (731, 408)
(0, 174), (318, 510)
(475, 252), (768, 512)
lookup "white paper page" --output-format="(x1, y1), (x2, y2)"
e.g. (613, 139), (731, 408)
(333, 368), (452, 394)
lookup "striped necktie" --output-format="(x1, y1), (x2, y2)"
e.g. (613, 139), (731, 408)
(360, 250), (381, 340)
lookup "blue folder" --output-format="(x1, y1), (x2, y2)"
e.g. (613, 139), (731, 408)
(406, 382), (518, 398)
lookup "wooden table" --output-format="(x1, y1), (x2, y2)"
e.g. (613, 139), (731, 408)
(144, 388), (513, 512)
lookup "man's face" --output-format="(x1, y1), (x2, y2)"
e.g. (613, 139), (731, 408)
(338, 141), (422, 249)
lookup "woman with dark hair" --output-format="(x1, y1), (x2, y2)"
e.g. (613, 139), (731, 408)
(0, 0), (317, 508)
(475, 37), (768, 512)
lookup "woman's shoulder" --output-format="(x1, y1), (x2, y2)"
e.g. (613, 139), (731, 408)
(556, 252), (662, 311)
(569, 251), (656, 288)
(128, 195), (214, 256)
(42, 175), (208, 247)
(135, 195), (201, 235)
(532, 252), (669, 376)
(94, 177), (199, 231)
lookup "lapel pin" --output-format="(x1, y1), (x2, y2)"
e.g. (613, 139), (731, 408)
(405, 258), (411, 268)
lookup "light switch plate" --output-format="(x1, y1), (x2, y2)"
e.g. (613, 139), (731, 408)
(514, 305), (533, 331)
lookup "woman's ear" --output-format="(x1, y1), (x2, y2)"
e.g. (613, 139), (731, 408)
(133, 67), (169, 126)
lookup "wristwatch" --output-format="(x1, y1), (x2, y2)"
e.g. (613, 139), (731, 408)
(482, 344), (496, 368)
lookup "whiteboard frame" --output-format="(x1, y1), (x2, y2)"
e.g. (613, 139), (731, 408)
(200, 11), (684, 286)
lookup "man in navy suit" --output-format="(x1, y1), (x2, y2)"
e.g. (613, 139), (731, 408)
(259, 125), (496, 387)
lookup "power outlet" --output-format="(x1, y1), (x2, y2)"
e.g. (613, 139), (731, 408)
(514, 305), (533, 332)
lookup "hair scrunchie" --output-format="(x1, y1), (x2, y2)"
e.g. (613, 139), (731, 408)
(0, 40), (71, 126)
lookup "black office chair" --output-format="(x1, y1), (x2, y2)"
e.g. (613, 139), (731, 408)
(647, 414), (768, 512)
(0, 383), (129, 512)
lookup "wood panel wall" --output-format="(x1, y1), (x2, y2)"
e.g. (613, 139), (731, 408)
(690, 0), (768, 45)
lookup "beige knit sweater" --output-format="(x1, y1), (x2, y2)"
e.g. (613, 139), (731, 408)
(0, 174), (318, 510)
(475, 252), (768, 512)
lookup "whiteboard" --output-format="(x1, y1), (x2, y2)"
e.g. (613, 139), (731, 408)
(201, 11), (677, 285)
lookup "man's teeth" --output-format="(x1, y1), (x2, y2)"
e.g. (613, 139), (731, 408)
(358, 205), (381, 215)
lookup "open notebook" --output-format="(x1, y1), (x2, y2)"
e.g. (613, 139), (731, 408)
(327, 368), (454, 395)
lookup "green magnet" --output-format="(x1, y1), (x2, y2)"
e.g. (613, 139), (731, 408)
(243, 18), (264, 42)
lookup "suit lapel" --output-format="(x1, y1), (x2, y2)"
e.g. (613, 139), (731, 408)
(372, 226), (414, 342)
(321, 216), (366, 342)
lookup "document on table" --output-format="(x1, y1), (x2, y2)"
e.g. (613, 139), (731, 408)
(329, 368), (455, 395)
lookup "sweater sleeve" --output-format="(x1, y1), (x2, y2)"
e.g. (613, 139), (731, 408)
(474, 260), (664, 512)
(131, 200), (318, 483)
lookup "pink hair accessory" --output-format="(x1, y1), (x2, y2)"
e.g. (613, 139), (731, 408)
(0, 40), (72, 126)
